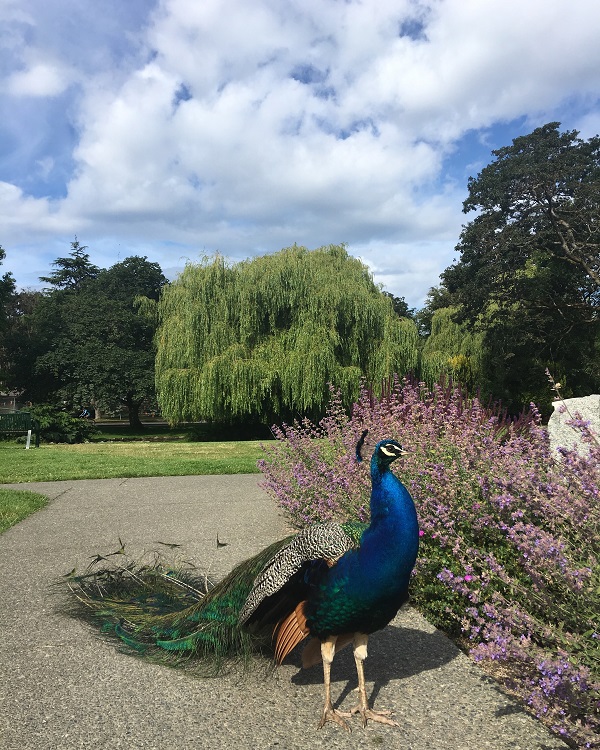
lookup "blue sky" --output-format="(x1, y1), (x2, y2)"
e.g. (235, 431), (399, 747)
(1, 0), (599, 308)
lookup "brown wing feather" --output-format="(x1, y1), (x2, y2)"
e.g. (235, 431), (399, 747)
(274, 602), (310, 664)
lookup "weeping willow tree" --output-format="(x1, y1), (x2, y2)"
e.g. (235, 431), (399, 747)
(420, 307), (484, 392)
(155, 244), (418, 423)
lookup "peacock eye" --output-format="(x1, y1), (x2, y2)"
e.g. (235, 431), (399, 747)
(380, 444), (398, 457)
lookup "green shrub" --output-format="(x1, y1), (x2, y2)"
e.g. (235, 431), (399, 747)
(28, 404), (99, 443)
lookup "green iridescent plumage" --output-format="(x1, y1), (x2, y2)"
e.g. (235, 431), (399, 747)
(66, 536), (293, 673)
(64, 518), (370, 675)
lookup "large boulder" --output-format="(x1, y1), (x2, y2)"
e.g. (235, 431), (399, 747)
(547, 395), (600, 454)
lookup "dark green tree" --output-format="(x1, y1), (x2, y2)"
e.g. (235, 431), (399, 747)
(1, 289), (47, 401)
(0, 246), (16, 389)
(39, 237), (100, 291)
(414, 285), (454, 337)
(155, 245), (419, 424)
(0, 246), (16, 321)
(441, 123), (600, 412)
(16, 248), (167, 427)
(382, 291), (414, 319)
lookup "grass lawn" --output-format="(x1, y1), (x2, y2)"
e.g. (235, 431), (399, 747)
(0, 488), (48, 533)
(0, 424), (272, 532)
(0, 439), (268, 484)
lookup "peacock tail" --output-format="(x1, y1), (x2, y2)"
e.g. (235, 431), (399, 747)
(63, 520), (366, 674)
(65, 536), (292, 674)
(62, 432), (419, 690)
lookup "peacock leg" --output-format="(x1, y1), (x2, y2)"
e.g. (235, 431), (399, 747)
(317, 635), (352, 731)
(348, 633), (399, 728)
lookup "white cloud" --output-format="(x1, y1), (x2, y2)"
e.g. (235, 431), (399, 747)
(5, 62), (71, 97)
(1, 0), (600, 306)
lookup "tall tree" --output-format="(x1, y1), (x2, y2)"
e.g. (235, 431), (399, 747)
(441, 123), (600, 412)
(21, 249), (167, 426)
(155, 245), (419, 423)
(0, 246), (16, 388)
(39, 237), (100, 291)
(1, 289), (47, 401)
(382, 291), (414, 319)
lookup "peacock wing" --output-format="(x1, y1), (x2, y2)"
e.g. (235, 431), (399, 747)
(238, 521), (366, 624)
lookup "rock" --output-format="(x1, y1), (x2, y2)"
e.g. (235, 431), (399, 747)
(547, 395), (600, 454)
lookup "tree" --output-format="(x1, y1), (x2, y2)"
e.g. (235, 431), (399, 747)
(460, 122), (600, 297)
(39, 237), (100, 291)
(1, 288), (47, 401)
(0, 246), (16, 324)
(155, 245), (419, 424)
(441, 123), (600, 412)
(90, 257), (167, 425)
(414, 285), (454, 337)
(0, 246), (16, 388)
(382, 291), (414, 319)
(420, 307), (484, 392)
(18, 248), (167, 427)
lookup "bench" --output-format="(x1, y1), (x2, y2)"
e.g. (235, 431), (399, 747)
(0, 412), (41, 448)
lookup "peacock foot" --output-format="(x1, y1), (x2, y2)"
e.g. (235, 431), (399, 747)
(317, 706), (352, 732)
(349, 704), (399, 728)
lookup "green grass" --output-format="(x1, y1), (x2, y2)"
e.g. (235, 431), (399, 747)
(0, 488), (48, 533)
(0, 425), (273, 533)
(0, 440), (269, 484)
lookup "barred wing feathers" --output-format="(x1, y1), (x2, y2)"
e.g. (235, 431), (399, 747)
(239, 521), (366, 624)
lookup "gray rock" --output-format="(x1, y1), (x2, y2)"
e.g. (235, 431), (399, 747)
(547, 394), (600, 453)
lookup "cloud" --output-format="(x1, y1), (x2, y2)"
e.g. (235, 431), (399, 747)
(5, 62), (71, 97)
(1, 0), (599, 307)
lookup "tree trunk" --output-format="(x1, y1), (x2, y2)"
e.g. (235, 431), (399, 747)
(125, 393), (144, 429)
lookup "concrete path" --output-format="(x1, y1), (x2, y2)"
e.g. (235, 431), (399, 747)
(0, 476), (567, 750)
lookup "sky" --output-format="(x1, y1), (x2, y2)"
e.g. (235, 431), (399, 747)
(1, 0), (599, 309)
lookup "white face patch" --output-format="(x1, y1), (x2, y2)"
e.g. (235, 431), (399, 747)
(380, 444), (398, 457)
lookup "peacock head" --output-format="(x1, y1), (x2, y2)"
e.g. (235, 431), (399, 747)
(374, 439), (409, 466)
(355, 430), (408, 465)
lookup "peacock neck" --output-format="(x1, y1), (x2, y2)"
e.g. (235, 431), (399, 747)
(365, 459), (419, 572)
(369, 461), (413, 522)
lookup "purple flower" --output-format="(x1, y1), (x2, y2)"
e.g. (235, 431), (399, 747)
(259, 377), (600, 748)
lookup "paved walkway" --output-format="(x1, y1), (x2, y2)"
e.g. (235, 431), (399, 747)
(0, 476), (567, 750)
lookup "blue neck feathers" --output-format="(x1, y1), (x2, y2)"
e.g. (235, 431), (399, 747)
(360, 449), (420, 582)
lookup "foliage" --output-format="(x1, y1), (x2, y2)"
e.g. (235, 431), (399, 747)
(11, 243), (168, 427)
(0, 246), (16, 323)
(259, 380), (600, 747)
(441, 123), (600, 414)
(382, 291), (415, 319)
(414, 284), (454, 337)
(420, 307), (485, 392)
(27, 403), (99, 443)
(0, 488), (48, 533)
(1, 289), (46, 401)
(39, 237), (100, 290)
(155, 244), (419, 425)
(0, 245), (16, 384)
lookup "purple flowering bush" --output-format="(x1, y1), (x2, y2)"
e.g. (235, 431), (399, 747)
(259, 378), (600, 748)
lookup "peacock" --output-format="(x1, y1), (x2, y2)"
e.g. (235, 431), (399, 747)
(63, 431), (419, 731)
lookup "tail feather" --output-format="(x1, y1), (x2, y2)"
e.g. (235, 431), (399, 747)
(63, 538), (294, 673)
